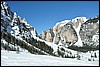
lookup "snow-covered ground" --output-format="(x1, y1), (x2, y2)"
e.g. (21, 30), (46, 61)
(1, 50), (99, 66)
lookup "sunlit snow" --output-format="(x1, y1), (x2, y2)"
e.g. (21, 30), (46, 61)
(1, 50), (99, 66)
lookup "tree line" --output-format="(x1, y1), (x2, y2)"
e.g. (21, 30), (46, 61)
(67, 43), (99, 53)
(1, 31), (54, 55)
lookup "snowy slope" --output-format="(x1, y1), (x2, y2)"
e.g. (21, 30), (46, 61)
(72, 17), (87, 47)
(1, 50), (99, 66)
(1, 1), (37, 40)
(30, 35), (58, 52)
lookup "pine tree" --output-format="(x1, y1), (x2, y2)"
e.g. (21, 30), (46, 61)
(77, 51), (81, 60)
(94, 52), (97, 58)
(16, 47), (19, 54)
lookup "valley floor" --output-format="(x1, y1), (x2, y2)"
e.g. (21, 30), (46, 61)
(1, 50), (99, 66)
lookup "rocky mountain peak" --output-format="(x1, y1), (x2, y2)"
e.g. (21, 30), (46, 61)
(1, 1), (38, 39)
(40, 16), (99, 48)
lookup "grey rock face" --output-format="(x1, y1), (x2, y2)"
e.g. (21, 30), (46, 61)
(40, 20), (78, 47)
(40, 17), (99, 48)
(80, 17), (99, 48)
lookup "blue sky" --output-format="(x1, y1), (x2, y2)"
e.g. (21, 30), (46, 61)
(6, 1), (99, 34)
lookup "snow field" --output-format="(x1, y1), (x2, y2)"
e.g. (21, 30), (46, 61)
(1, 50), (99, 66)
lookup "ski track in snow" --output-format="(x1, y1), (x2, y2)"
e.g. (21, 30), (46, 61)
(1, 50), (99, 66)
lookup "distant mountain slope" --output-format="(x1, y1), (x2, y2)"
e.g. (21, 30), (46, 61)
(1, 1), (37, 39)
(40, 16), (99, 48)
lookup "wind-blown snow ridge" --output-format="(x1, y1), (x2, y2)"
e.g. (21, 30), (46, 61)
(54, 17), (87, 28)
(72, 17), (87, 23)
(54, 20), (71, 28)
